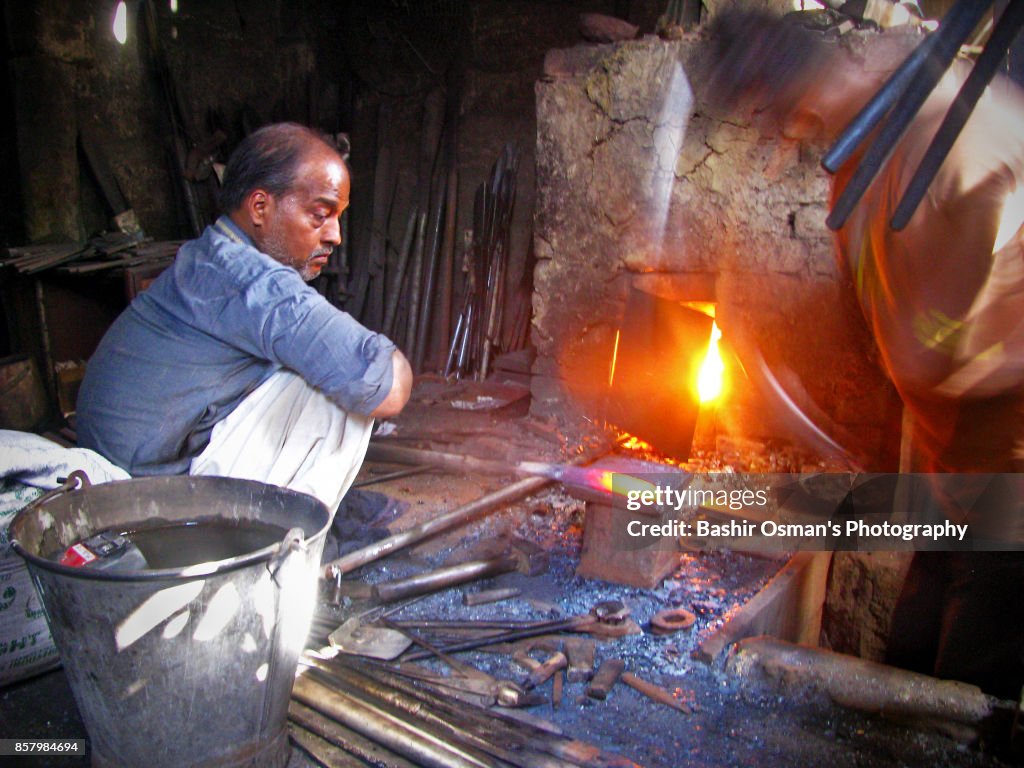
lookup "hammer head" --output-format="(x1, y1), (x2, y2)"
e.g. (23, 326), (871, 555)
(509, 538), (548, 576)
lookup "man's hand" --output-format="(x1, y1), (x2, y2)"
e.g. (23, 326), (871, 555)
(370, 349), (413, 418)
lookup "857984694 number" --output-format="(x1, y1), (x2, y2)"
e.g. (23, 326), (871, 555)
(0, 740), (86, 756)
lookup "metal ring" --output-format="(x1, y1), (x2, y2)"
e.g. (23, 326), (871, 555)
(650, 608), (696, 635)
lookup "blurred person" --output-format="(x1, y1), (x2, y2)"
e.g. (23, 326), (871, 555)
(704, 9), (1024, 699)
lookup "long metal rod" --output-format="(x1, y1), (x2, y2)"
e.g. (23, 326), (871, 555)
(351, 465), (431, 489)
(288, 722), (368, 768)
(825, 0), (994, 231)
(290, 700), (420, 768)
(384, 207), (419, 337)
(300, 665), (525, 768)
(293, 671), (498, 768)
(326, 659), (633, 768)
(307, 660), (588, 768)
(891, 0), (1024, 230)
(401, 614), (595, 662)
(321, 474), (551, 577)
(821, 31), (940, 173)
(373, 555), (514, 603)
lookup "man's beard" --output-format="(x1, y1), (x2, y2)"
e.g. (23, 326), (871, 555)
(262, 233), (328, 282)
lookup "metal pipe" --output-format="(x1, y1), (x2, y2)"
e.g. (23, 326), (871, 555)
(289, 700), (419, 768)
(351, 466), (431, 489)
(365, 442), (543, 477)
(821, 31), (940, 173)
(415, 165), (448, 370)
(444, 307), (466, 377)
(439, 167), (459, 372)
(826, 0), (994, 231)
(891, 0), (1024, 230)
(401, 613), (597, 662)
(329, 660), (625, 768)
(404, 211), (428, 355)
(293, 671), (498, 768)
(321, 473), (551, 577)
(308, 661), (581, 768)
(384, 207), (419, 338)
(372, 555), (517, 603)
(300, 664), (543, 768)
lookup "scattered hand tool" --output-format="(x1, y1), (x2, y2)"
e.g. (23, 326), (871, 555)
(381, 662), (532, 709)
(586, 659), (626, 701)
(380, 619), (534, 709)
(328, 617), (413, 661)
(463, 586), (521, 607)
(552, 668), (564, 708)
(371, 539), (547, 603)
(522, 651), (567, 690)
(563, 637), (596, 683)
(621, 672), (692, 714)
(402, 600), (633, 662)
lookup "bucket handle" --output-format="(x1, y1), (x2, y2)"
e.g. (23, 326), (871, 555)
(267, 526), (306, 585)
(27, 470), (92, 510)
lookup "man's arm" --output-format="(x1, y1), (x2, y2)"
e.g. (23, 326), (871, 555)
(370, 349), (413, 418)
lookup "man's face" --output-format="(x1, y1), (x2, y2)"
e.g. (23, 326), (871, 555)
(258, 146), (349, 281)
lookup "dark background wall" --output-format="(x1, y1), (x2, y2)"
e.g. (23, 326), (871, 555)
(2, 0), (672, 369)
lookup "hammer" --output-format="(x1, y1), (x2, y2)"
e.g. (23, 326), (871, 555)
(372, 539), (548, 603)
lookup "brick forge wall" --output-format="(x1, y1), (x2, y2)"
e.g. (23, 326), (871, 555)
(531, 34), (905, 469)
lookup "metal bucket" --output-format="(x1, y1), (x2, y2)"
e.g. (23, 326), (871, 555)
(9, 474), (331, 768)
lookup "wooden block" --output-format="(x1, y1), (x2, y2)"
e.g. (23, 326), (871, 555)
(576, 501), (680, 588)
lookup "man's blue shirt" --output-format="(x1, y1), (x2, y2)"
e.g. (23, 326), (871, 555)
(76, 217), (395, 475)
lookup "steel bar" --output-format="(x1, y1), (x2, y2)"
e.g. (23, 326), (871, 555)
(289, 699), (424, 768)
(310, 660), (591, 768)
(891, 0), (1024, 230)
(329, 659), (635, 768)
(384, 207), (419, 338)
(365, 442), (544, 477)
(322, 474), (551, 577)
(294, 670), (498, 768)
(351, 465), (431, 489)
(405, 209), (427, 355)
(620, 672), (692, 714)
(289, 722), (369, 768)
(372, 555), (517, 603)
(290, 704), (421, 768)
(439, 166), (459, 373)
(463, 586), (521, 607)
(389, 618), (555, 631)
(415, 164), (448, 370)
(822, 31), (941, 173)
(444, 306), (466, 377)
(401, 613), (597, 662)
(826, 0), (994, 231)
(300, 664), (546, 768)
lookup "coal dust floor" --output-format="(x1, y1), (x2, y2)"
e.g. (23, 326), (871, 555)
(0, 378), (1017, 767)
(307, 486), (1016, 768)
(0, 493), (1016, 768)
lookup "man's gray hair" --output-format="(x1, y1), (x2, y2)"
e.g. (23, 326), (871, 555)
(219, 123), (341, 212)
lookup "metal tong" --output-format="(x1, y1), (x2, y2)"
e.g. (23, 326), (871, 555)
(823, 0), (1024, 232)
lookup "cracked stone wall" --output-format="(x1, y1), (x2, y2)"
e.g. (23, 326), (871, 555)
(532, 33), (907, 468)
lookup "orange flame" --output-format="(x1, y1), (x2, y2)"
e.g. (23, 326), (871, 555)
(697, 321), (724, 403)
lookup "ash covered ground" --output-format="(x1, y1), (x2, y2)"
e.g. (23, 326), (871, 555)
(313, 485), (1016, 768)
